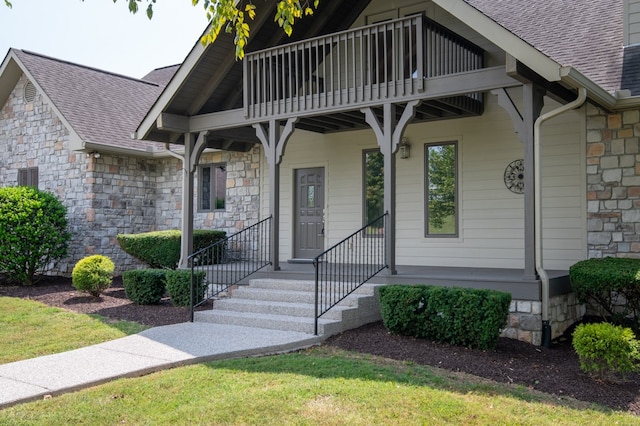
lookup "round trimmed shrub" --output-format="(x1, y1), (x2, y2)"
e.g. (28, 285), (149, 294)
(72, 255), (115, 297)
(573, 322), (640, 380)
(122, 269), (167, 305)
(166, 270), (206, 307)
(0, 186), (71, 285)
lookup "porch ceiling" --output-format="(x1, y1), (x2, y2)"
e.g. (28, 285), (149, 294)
(295, 96), (484, 134)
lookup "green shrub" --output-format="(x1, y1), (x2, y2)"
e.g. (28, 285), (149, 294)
(117, 230), (226, 269)
(165, 270), (206, 307)
(379, 284), (511, 350)
(0, 186), (71, 285)
(122, 269), (167, 305)
(572, 322), (640, 380)
(570, 257), (640, 331)
(72, 255), (115, 297)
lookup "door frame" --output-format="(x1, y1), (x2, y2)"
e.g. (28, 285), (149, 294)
(292, 165), (326, 260)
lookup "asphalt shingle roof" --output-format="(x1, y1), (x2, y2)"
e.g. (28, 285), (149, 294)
(141, 65), (179, 87)
(13, 49), (167, 153)
(465, 0), (625, 94)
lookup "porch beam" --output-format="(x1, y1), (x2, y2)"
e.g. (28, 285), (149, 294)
(188, 67), (520, 134)
(362, 100), (420, 275)
(157, 113), (189, 133)
(254, 118), (298, 271)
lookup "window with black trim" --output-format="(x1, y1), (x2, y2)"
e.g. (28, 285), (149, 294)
(425, 142), (457, 237)
(18, 167), (38, 188)
(198, 163), (226, 211)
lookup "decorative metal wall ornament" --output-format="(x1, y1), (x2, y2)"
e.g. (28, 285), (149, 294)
(504, 159), (525, 194)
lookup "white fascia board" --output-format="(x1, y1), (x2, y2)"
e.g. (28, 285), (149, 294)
(559, 67), (617, 110)
(433, 0), (562, 82)
(615, 95), (640, 110)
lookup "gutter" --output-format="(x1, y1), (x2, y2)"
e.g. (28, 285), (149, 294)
(535, 87), (587, 348)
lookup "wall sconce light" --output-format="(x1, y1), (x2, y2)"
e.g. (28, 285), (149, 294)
(399, 137), (411, 159)
(86, 151), (101, 159)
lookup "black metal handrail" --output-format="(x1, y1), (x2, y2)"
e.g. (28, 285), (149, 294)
(313, 213), (388, 335)
(188, 216), (272, 321)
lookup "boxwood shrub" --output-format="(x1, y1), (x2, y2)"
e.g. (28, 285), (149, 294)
(379, 284), (511, 349)
(166, 269), (206, 307)
(570, 257), (640, 331)
(117, 230), (226, 269)
(72, 255), (115, 297)
(122, 269), (167, 305)
(573, 322), (640, 380)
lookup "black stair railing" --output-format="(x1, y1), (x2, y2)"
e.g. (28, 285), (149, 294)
(188, 216), (272, 321)
(313, 212), (388, 335)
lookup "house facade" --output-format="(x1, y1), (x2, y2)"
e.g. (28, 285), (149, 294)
(133, 0), (640, 345)
(0, 50), (261, 275)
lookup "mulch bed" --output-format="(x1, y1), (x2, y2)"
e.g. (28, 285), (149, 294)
(1, 275), (639, 415)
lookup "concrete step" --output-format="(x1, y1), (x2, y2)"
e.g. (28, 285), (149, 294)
(194, 309), (343, 335)
(247, 279), (378, 296)
(193, 279), (382, 337)
(212, 298), (360, 321)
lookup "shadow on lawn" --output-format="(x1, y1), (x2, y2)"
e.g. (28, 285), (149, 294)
(204, 346), (620, 416)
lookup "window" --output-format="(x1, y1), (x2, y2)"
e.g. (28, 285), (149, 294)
(425, 142), (457, 237)
(363, 149), (384, 230)
(18, 167), (38, 188)
(198, 164), (226, 211)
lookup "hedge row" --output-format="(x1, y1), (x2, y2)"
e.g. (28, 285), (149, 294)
(117, 230), (226, 269)
(570, 257), (640, 332)
(378, 284), (511, 349)
(122, 268), (206, 306)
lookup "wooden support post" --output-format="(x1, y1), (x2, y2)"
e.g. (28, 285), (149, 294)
(492, 85), (545, 281)
(362, 100), (419, 275)
(254, 118), (298, 271)
(178, 132), (208, 269)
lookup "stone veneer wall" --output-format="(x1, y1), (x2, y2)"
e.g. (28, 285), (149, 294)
(586, 103), (640, 258)
(155, 147), (262, 234)
(1, 74), (263, 276)
(502, 294), (586, 346)
(82, 154), (160, 273)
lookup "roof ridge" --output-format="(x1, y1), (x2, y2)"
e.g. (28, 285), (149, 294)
(149, 63), (180, 72)
(17, 49), (161, 88)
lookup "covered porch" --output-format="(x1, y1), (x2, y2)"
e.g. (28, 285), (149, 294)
(135, 2), (589, 345)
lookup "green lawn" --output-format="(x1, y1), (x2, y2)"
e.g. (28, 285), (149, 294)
(1, 297), (638, 424)
(0, 296), (147, 364)
(0, 347), (636, 425)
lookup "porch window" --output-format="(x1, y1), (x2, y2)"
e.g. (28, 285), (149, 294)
(198, 163), (226, 212)
(363, 149), (384, 233)
(18, 167), (38, 188)
(425, 142), (457, 237)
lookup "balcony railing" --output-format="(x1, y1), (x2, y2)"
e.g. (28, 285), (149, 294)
(243, 14), (483, 120)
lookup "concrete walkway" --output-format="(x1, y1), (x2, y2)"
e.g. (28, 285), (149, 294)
(0, 322), (323, 409)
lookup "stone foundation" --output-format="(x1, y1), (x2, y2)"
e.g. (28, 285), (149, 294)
(502, 293), (585, 346)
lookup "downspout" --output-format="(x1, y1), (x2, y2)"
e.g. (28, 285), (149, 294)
(535, 87), (587, 348)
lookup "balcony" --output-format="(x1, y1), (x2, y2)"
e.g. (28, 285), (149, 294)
(243, 14), (485, 129)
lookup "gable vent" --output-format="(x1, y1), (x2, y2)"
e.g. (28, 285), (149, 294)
(23, 81), (36, 103)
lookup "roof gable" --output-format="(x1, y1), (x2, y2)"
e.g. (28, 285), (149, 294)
(1, 49), (167, 154)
